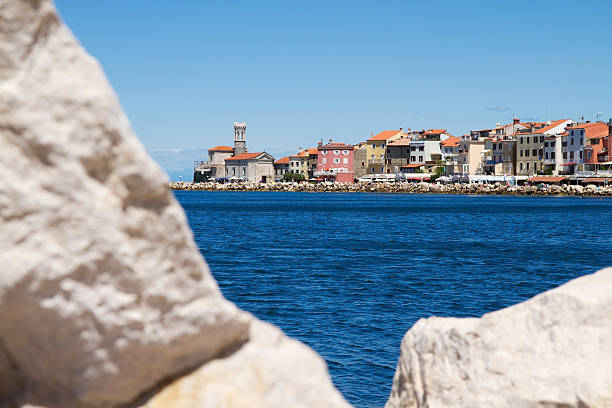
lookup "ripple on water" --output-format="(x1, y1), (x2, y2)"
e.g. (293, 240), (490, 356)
(177, 191), (612, 408)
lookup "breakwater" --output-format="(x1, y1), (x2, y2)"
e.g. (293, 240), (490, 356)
(169, 181), (612, 196)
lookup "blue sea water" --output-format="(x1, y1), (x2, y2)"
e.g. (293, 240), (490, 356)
(175, 191), (612, 408)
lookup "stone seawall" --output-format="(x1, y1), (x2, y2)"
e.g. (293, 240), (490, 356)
(170, 181), (612, 196)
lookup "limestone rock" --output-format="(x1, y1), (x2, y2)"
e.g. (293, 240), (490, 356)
(0, 0), (251, 406)
(386, 267), (612, 408)
(139, 320), (349, 408)
(0, 1), (351, 408)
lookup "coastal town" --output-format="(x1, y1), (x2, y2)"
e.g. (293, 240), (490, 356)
(192, 118), (612, 188)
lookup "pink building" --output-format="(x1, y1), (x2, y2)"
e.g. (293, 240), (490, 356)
(316, 141), (354, 183)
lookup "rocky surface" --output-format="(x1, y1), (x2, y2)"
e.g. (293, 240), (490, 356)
(0, 1), (349, 408)
(139, 320), (349, 408)
(385, 266), (612, 408)
(170, 181), (612, 196)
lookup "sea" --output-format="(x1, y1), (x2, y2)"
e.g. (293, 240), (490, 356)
(175, 191), (612, 408)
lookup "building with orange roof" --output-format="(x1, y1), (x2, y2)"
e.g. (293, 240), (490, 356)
(516, 119), (575, 176)
(582, 121), (611, 170)
(315, 141), (354, 183)
(225, 152), (275, 182)
(289, 149), (309, 178)
(365, 129), (405, 174)
(274, 156), (291, 180)
(306, 147), (319, 179)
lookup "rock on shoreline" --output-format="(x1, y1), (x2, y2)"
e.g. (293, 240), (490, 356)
(385, 267), (612, 408)
(169, 181), (612, 196)
(0, 1), (349, 407)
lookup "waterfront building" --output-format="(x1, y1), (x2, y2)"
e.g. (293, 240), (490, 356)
(570, 122), (609, 172)
(289, 150), (309, 177)
(366, 129), (405, 174)
(194, 145), (234, 182)
(516, 119), (574, 176)
(274, 156), (290, 181)
(482, 138), (516, 175)
(408, 140), (442, 173)
(583, 120), (611, 171)
(225, 152), (275, 183)
(307, 147), (318, 179)
(386, 138), (411, 174)
(316, 141), (354, 182)
(441, 136), (460, 175)
(353, 143), (367, 180)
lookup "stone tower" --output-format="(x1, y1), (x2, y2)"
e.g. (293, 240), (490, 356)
(233, 122), (247, 156)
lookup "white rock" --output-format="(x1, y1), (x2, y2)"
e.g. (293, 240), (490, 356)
(0, 1), (351, 408)
(139, 320), (349, 408)
(386, 267), (612, 408)
(0, 1), (249, 406)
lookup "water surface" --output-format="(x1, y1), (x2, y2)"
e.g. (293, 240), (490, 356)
(176, 191), (612, 408)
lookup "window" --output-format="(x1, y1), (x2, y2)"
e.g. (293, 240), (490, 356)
(570, 151), (574, 159)
(411, 146), (416, 152)
(526, 162), (530, 170)
(580, 138), (583, 145)
(540, 136), (544, 143)
(545, 152), (549, 159)
(526, 137), (530, 144)
(532, 149), (537, 156)
(242, 168), (246, 176)
(411, 156), (416, 161)
(563, 152), (567, 160)
(520, 162), (523, 171)
(343, 150), (349, 155)
(520, 137), (524, 144)
(371, 167), (375, 172)
(520, 150), (523, 157)
(380, 166), (384, 172)
(579, 150), (582, 159)
(538, 149), (543, 157)
(419, 146), (424, 152)
(544, 142), (548, 147)
(379, 154), (384, 160)
(571, 138), (574, 146)
(381, 144), (385, 149)
(581, 130), (584, 136)
(361, 161), (365, 168)
(321, 151), (327, 155)
(322, 158), (327, 164)
(418, 156), (423, 162)
(343, 158), (348, 164)
(525, 150), (529, 157)
(333, 158), (340, 164)
(232, 168), (236, 175)
(551, 152), (555, 159)
(371, 154), (375, 160)
(587, 151), (592, 159)
(334, 150), (340, 155)
(387, 149), (390, 154)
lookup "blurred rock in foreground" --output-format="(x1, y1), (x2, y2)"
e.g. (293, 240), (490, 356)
(386, 267), (612, 408)
(0, 1), (349, 407)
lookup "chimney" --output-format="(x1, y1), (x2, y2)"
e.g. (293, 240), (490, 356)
(513, 118), (520, 125)
(586, 120), (591, 124)
(399, 127), (403, 132)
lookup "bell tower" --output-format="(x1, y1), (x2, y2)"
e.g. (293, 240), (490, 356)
(233, 122), (247, 156)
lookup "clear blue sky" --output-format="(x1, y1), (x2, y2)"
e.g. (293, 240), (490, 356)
(55, 0), (612, 178)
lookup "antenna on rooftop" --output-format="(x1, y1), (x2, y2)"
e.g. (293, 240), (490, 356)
(597, 111), (603, 121)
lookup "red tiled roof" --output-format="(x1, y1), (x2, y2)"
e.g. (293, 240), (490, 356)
(440, 136), (460, 147)
(528, 176), (567, 183)
(291, 150), (308, 158)
(534, 119), (571, 134)
(319, 143), (353, 150)
(208, 145), (234, 152)
(274, 156), (290, 164)
(582, 178), (612, 183)
(401, 164), (424, 168)
(388, 138), (412, 146)
(368, 130), (402, 141)
(225, 152), (261, 161)
(568, 122), (609, 139)
(307, 147), (319, 155)
(425, 129), (447, 135)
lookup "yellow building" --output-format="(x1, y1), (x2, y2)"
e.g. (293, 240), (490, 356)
(366, 130), (405, 174)
(289, 150), (309, 177)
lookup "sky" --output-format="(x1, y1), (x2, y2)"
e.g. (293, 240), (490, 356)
(55, 0), (612, 180)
